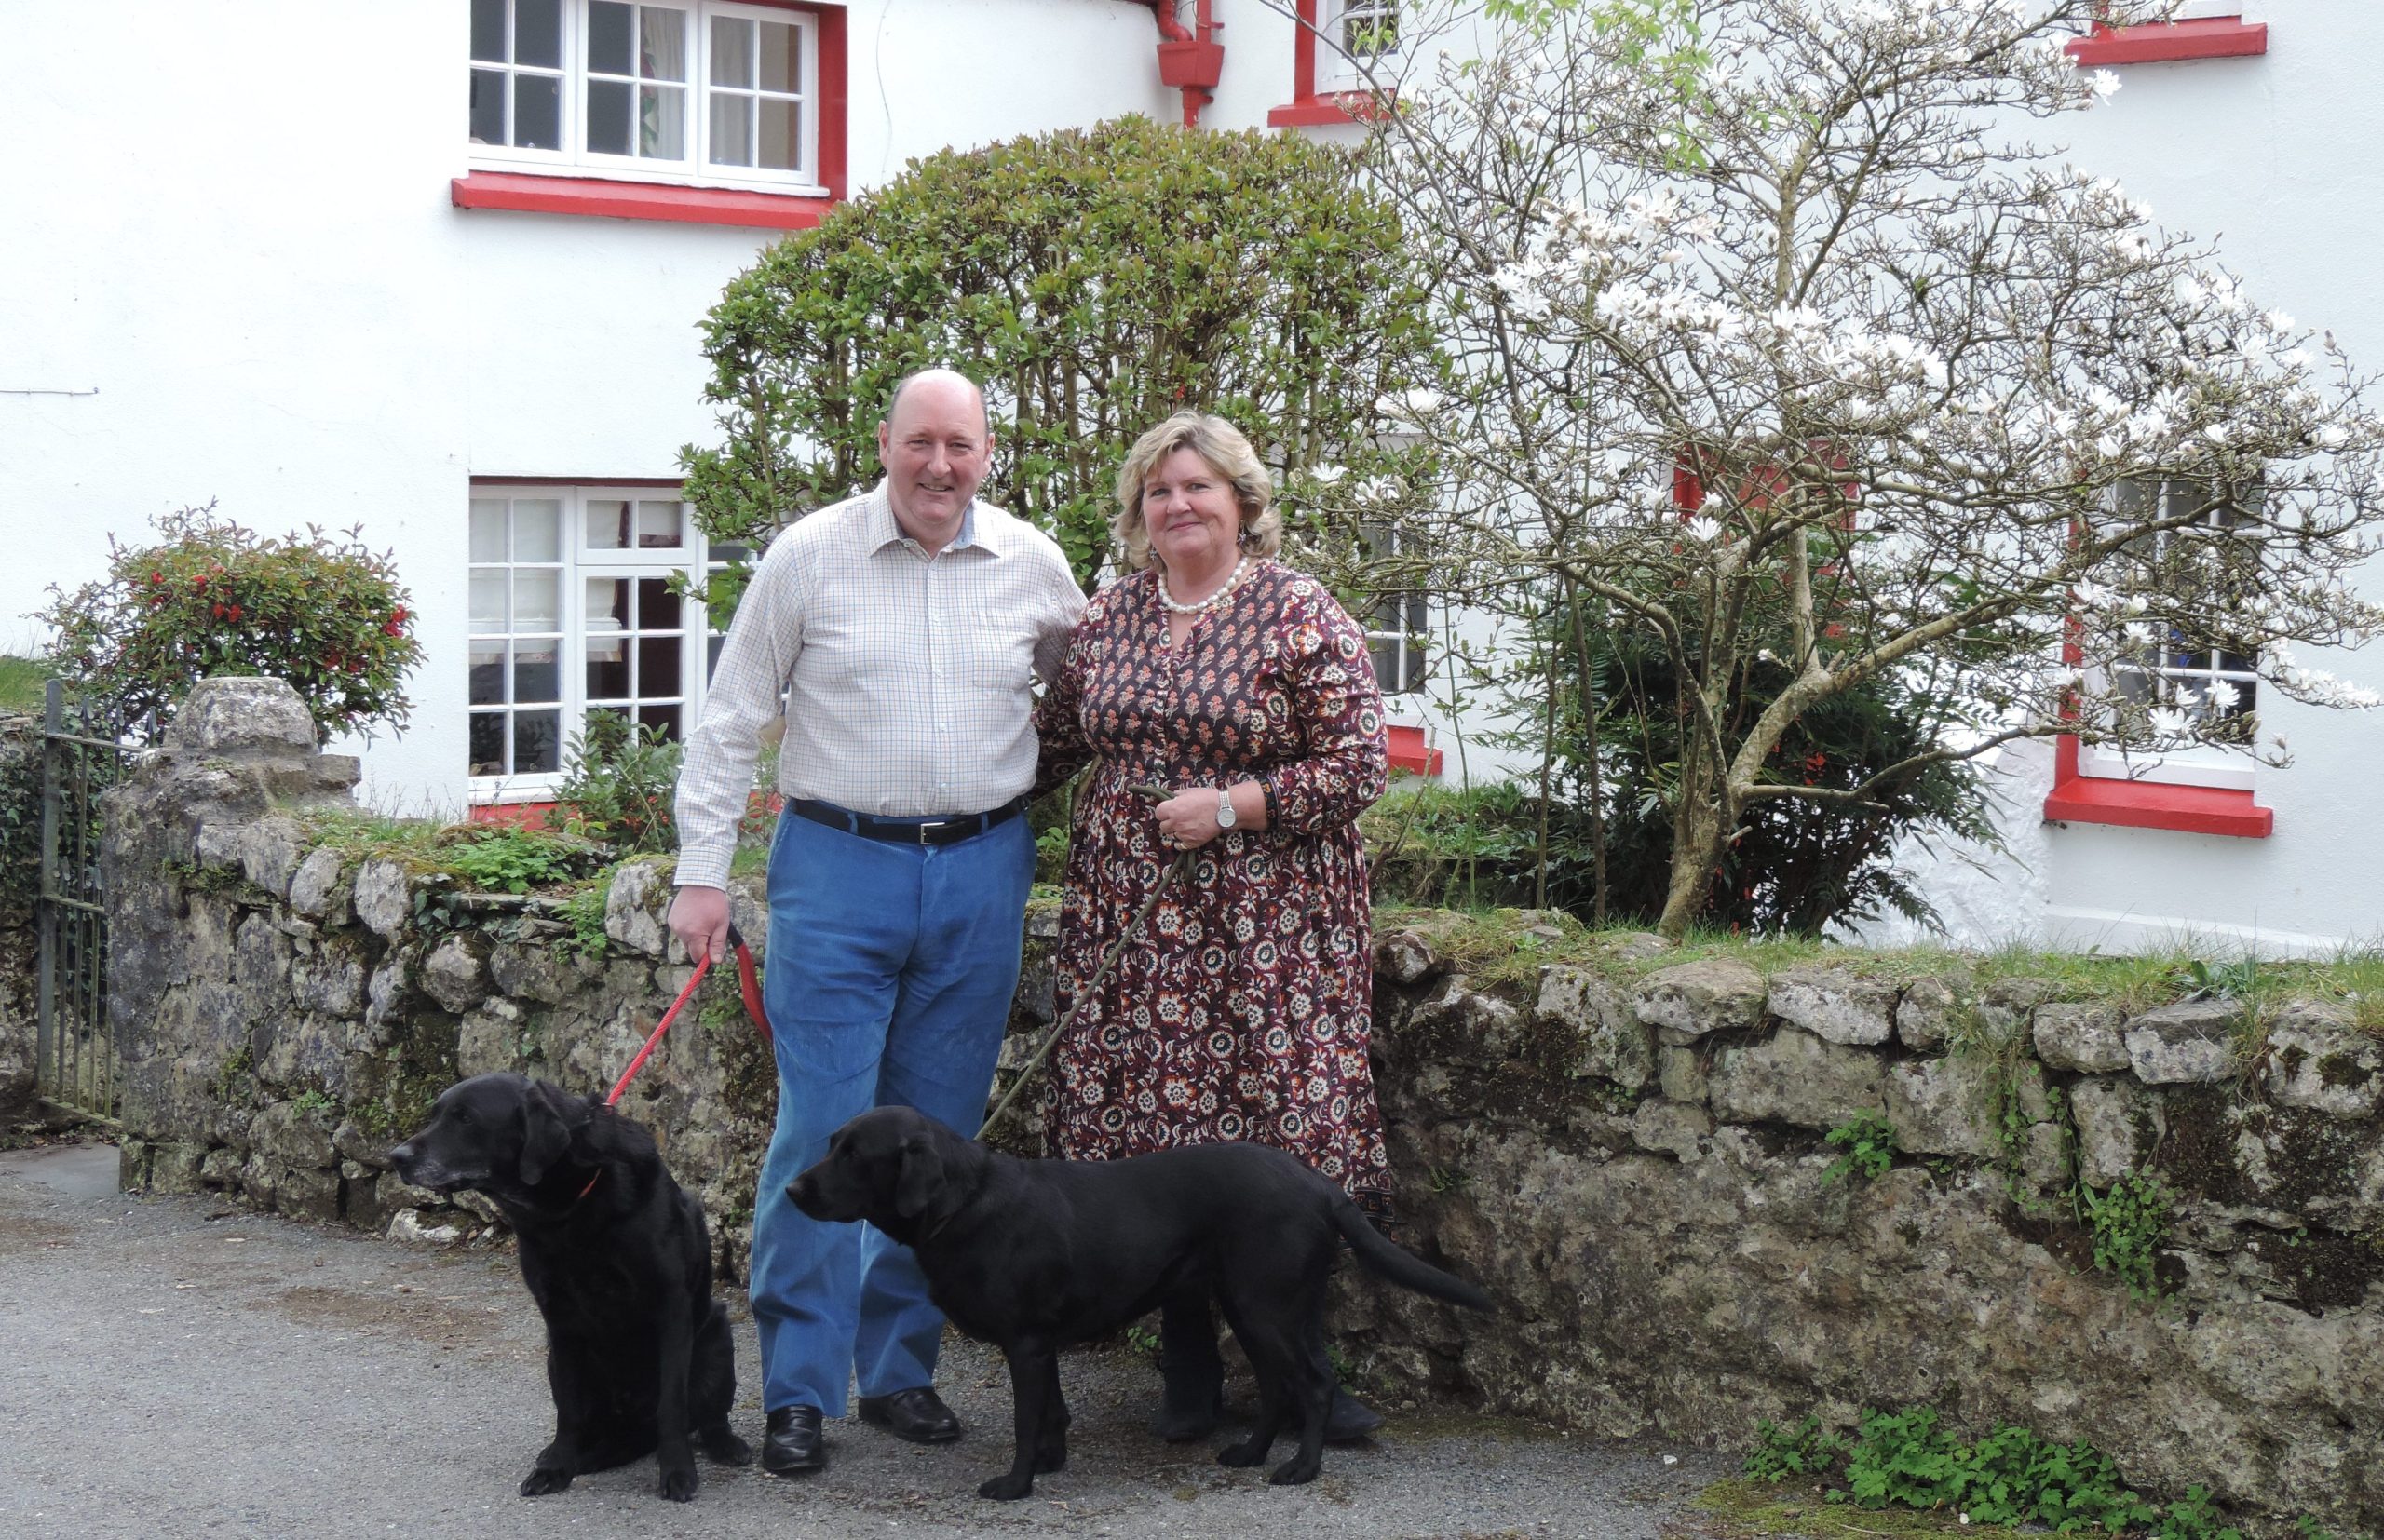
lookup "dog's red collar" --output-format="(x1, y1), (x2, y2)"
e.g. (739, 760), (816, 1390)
(574, 1168), (602, 1204)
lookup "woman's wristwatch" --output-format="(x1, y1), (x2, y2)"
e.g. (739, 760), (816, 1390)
(1215, 788), (1238, 829)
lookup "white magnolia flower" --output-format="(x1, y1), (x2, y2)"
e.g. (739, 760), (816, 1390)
(2090, 69), (2120, 101)
(2147, 706), (2194, 737)
(1684, 516), (1725, 544)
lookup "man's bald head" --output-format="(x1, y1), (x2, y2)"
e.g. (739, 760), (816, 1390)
(885, 367), (991, 439)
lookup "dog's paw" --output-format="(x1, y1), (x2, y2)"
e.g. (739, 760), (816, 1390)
(704, 1429), (755, 1467)
(658, 1466), (698, 1503)
(1268, 1454), (1322, 1486)
(520, 1466), (574, 1497)
(1216, 1439), (1270, 1469)
(977, 1472), (1036, 1501)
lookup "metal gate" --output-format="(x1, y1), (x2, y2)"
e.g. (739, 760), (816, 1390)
(35, 678), (140, 1122)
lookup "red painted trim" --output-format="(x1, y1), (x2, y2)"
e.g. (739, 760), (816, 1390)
(1387, 724), (1443, 777)
(2044, 736), (2272, 838)
(814, 4), (848, 203)
(469, 475), (685, 487)
(451, 172), (833, 230)
(1269, 0), (1390, 128)
(467, 800), (558, 827)
(2066, 16), (2267, 65)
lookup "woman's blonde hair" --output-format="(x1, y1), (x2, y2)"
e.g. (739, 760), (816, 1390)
(1111, 411), (1283, 572)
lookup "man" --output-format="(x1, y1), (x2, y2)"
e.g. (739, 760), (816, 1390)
(668, 368), (1084, 1477)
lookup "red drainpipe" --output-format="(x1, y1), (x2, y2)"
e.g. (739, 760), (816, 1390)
(1148, 0), (1224, 128)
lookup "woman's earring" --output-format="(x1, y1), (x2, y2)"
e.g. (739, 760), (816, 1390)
(1238, 525), (1250, 548)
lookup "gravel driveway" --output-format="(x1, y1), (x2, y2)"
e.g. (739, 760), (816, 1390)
(1, 1141), (1738, 1539)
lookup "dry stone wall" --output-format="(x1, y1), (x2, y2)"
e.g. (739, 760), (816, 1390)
(102, 680), (2384, 1533)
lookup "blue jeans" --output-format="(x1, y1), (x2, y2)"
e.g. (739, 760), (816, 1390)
(749, 805), (1034, 1416)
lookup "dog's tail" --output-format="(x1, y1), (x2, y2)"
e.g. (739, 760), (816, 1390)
(1330, 1196), (1494, 1311)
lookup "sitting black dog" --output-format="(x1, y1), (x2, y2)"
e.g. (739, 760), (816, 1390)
(790, 1105), (1492, 1498)
(389, 1073), (752, 1501)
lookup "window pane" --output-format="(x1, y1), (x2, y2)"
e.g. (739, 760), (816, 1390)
(468, 642), (508, 705)
(514, 570), (561, 631)
(636, 577), (681, 628)
(635, 500), (684, 548)
(586, 637), (630, 698)
(585, 498), (630, 549)
(514, 500), (562, 561)
(469, 711), (508, 776)
(712, 15), (754, 88)
(589, 0), (634, 74)
(586, 576), (630, 631)
(516, 710), (562, 774)
(470, 0), (508, 62)
(710, 92), (753, 166)
(639, 635), (684, 693)
(643, 7), (688, 81)
(758, 98), (800, 171)
(515, 644), (561, 705)
(469, 570), (508, 631)
(514, 73), (562, 149)
(757, 19), (799, 91)
(469, 68), (508, 143)
(587, 78), (633, 155)
(641, 84), (686, 159)
(638, 703), (683, 740)
(469, 500), (508, 561)
(515, 0), (562, 67)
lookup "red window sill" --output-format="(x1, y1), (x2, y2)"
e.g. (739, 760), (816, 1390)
(1266, 91), (1391, 128)
(467, 800), (557, 828)
(2065, 16), (2267, 65)
(1387, 723), (1443, 777)
(2043, 737), (2272, 838)
(451, 172), (833, 231)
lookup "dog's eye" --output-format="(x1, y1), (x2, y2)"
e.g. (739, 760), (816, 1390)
(452, 1107), (474, 1127)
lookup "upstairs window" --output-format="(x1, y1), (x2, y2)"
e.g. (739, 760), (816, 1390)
(1321, 0), (1400, 89)
(467, 0), (824, 193)
(1357, 523), (1429, 696)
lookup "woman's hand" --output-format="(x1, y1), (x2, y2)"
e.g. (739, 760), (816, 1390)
(1152, 787), (1227, 850)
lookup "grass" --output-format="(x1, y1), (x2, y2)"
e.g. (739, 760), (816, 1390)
(1694, 1478), (1974, 1536)
(0, 655), (55, 715)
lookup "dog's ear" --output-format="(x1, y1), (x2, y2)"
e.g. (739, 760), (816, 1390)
(518, 1085), (576, 1187)
(891, 1131), (944, 1220)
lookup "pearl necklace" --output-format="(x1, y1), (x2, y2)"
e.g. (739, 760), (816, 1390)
(1158, 555), (1253, 616)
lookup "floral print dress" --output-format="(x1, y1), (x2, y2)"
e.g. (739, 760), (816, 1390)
(1034, 560), (1393, 1202)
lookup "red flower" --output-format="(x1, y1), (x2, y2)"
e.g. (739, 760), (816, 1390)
(149, 572), (163, 584)
(194, 574), (208, 588)
(227, 604), (242, 621)
(383, 621), (401, 636)
(211, 603), (226, 619)
(390, 606), (408, 623)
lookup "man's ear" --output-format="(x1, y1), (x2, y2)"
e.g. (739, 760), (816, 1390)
(519, 1087), (575, 1187)
(892, 1132), (944, 1221)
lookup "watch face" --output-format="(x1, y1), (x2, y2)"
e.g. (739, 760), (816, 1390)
(1217, 791), (1237, 828)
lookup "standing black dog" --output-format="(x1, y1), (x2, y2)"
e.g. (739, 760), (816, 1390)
(790, 1105), (1492, 1498)
(388, 1073), (752, 1501)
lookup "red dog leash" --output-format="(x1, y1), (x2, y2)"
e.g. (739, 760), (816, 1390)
(606, 923), (773, 1108)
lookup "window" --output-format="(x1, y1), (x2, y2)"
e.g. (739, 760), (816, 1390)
(2080, 476), (2262, 791)
(468, 0), (825, 194)
(1268, 0), (1398, 127)
(1322, 0), (1400, 88)
(1357, 523), (1429, 696)
(468, 486), (710, 790)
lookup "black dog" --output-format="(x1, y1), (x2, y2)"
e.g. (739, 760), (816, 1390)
(388, 1073), (752, 1501)
(790, 1105), (1492, 1498)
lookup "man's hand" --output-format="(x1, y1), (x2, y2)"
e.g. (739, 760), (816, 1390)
(669, 885), (732, 964)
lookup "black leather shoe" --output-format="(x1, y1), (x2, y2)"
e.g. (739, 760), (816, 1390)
(761, 1405), (826, 1475)
(857, 1386), (962, 1444)
(1324, 1386), (1384, 1444)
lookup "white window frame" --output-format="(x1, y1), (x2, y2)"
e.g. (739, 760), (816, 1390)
(2079, 475), (2262, 792)
(1319, 0), (1401, 90)
(468, 485), (713, 804)
(468, 0), (826, 196)
(1357, 522), (1429, 696)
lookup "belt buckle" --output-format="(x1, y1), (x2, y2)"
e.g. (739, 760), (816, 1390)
(916, 818), (954, 845)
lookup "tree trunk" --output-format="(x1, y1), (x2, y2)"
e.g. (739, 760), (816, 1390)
(1657, 762), (1725, 939)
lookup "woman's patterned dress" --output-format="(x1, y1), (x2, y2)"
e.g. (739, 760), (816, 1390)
(1034, 559), (1393, 1202)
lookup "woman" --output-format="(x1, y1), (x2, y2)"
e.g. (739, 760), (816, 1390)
(1035, 410), (1394, 1443)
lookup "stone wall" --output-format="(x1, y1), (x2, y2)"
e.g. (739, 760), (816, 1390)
(103, 680), (2384, 1533)
(1332, 929), (2384, 1535)
(0, 711), (43, 1120)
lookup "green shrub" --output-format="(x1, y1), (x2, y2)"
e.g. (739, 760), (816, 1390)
(1822, 1113), (1898, 1185)
(684, 115), (1442, 597)
(1744, 1415), (1847, 1482)
(2083, 1169), (2174, 1303)
(38, 504), (423, 741)
(440, 827), (589, 895)
(549, 711), (682, 854)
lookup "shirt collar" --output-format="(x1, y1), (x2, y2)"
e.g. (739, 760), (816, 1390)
(867, 481), (997, 556)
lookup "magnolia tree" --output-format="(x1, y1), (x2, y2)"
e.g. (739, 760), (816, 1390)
(1303, 0), (2384, 936)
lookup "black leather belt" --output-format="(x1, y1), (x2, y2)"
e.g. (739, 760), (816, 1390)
(789, 792), (1031, 847)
